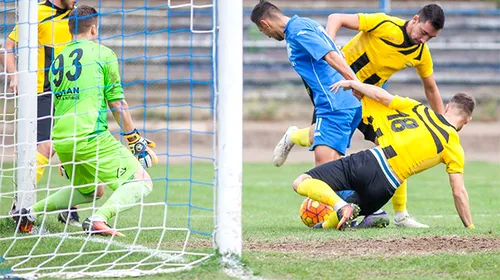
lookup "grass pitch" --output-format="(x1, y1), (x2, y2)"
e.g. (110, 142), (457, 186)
(1, 161), (499, 279)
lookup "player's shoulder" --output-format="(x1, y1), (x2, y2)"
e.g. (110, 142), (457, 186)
(81, 42), (117, 58)
(385, 14), (406, 25)
(287, 16), (317, 34)
(444, 129), (464, 159)
(444, 120), (462, 143)
(421, 43), (432, 55)
(94, 44), (120, 64)
(433, 113), (463, 148)
(96, 43), (114, 53)
(38, 1), (69, 20)
(359, 13), (405, 24)
(38, 2), (53, 21)
(389, 95), (421, 109)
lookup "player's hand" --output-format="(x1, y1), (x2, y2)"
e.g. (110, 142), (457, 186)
(122, 129), (158, 169)
(9, 73), (18, 94)
(330, 80), (354, 94)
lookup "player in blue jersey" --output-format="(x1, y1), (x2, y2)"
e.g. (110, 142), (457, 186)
(251, 0), (362, 166)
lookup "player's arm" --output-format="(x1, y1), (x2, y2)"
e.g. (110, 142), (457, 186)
(108, 99), (158, 168)
(5, 37), (18, 93)
(323, 51), (358, 81)
(104, 50), (157, 168)
(416, 46), (444, 113)
(108, 99), (135, 134)
(421, 74), (444, 114)
(294, 29), (357, 81)
(330, 80), (393, 106)
(326, 14), (360, 41)
(448, 173), (474, 228)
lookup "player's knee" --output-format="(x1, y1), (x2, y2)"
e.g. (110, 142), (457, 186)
(293, 174), (311, 192)
(134, 168), (153, 191)
(95, 183), (105, 198)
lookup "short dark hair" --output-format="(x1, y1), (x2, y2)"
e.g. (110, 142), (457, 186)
(450, 93), (475, 118)
(250, 0), (281, 26)
(68, 5), (98, 35)
(417, 4), (445, 30)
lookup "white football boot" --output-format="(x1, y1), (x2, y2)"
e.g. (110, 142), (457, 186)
(272, 126), (298, 167)
(394, 213), (429, 228)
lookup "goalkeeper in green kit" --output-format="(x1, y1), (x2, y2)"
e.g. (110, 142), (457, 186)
(13, 5), (156, 237)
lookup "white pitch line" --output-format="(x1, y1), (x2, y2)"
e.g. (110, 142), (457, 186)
(422, 213), (500, 219)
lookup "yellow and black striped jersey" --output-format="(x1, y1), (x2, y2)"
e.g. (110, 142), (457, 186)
(361, 95), (464, 181)
(343, 13), (434, 86)
(9, 0), (72, 93)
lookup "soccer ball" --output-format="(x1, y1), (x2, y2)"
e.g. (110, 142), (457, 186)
(299, 198), (334, 228)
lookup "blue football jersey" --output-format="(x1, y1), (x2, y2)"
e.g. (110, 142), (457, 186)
(284, 15), (360, 115)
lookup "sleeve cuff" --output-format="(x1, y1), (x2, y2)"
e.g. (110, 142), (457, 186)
(387, 95), (401, 109)
(107, 97), (124, 102)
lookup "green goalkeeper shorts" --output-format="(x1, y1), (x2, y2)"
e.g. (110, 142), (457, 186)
(55, 132), (142, 195)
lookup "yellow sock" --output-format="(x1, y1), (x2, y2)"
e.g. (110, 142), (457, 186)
(36, 152), (49, 184)
(290, 127), (312, 147)
(392, 180), (407, 212)
(297, 178), (343, 229)
(296, 178), (344, 209)
(323, 209), (339, 229)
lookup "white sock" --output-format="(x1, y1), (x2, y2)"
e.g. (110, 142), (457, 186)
(333, 200), (347, 212)
(394, 210), (408, 220)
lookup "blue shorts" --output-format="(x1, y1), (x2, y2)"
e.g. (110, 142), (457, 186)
(310, 106), (362, 155)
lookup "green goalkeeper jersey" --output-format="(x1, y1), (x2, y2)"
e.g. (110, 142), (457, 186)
(49, 40), (124, 145)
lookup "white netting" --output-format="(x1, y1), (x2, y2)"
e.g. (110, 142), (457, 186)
(0, 0), (217, 278)
(0, 54), (17, 209)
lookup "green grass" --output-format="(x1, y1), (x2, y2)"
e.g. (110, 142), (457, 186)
(1, 161), (500, 279)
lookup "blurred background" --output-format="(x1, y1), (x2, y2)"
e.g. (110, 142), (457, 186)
(0, 0), (498, 164)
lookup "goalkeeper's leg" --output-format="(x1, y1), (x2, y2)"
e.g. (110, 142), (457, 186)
(84, 168), (153, 237)
(34, 92), (86, 226)
(12, 184), (102, 233)
(80, 133), (153, 237)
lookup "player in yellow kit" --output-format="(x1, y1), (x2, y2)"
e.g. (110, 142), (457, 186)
(5, 0), (101, 226)
(273, 4), (445, 228)
(6, 0), (74, 179)
(292, 79), (475, 230)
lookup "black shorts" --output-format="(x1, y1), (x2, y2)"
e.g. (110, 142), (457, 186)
(305, 149), (396, 215)
(37, 92), (53, 143)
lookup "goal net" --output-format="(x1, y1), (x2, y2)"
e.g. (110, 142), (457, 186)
(0, 0), (242, 278)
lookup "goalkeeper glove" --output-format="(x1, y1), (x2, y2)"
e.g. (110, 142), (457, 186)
(122, 129), (158, 169)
